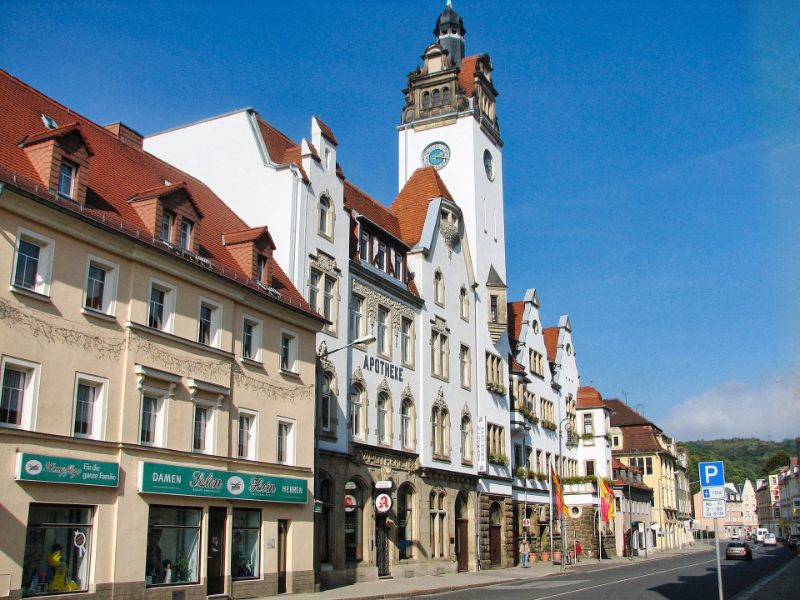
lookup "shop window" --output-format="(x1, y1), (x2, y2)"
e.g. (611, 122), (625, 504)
(22, 504), (93, 596)
(344, 481), (364, 562)
(232, 509), (260, 579)
(146, 506), (201, 586)
(1, 356), (39, 430)
(12, 228), (55, 297)
(319, 479), (333, 564)
(398, 485), (414, 559)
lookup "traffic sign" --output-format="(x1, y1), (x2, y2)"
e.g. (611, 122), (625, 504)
(702, 486), (725, 500)
(703, 499), (727, 519)
(699, 461), (725, 487)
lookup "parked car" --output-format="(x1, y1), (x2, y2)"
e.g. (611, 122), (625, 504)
(731, 533), (740, 540)
(763, 533), (777, 547)
(787, 534), (800, 549)
(726, 541), (753, 561)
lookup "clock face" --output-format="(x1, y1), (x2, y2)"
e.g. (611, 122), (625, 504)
(422, 142), (451, 170)
(483, 149), (494, 181)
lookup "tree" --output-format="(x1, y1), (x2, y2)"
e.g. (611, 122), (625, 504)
(760, 451), (790, 476)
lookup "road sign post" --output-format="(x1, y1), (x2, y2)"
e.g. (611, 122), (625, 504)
(699, 461), (726, 600)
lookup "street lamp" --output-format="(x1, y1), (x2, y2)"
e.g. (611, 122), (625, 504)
(625, 448), (640, 560)
(558, 417), (578, 570)
(313, 334), (377, 588)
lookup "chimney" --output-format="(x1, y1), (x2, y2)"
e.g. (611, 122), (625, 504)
(104, 122), (144, 149)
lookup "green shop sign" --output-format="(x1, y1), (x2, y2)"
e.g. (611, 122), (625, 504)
(138, 462), (307, 504)
(16, 453), (119, 487)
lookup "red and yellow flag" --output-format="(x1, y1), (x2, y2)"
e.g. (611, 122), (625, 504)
(600, 479), (616, 522)
(551, 466), (570, 520)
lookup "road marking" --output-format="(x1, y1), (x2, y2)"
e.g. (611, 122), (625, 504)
(528, 559), (718, 599)
(731, 556), (799, 600)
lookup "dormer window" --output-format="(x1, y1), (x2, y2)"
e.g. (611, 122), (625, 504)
(360, 231), (369, 261)
(179, 220), (193, 250)
(160, 212), (174, 242)
(394, 251), (403, 281)
(58, 161), (76, 198)
(377, 242), (386, 270)
(257, 255), (267, 283)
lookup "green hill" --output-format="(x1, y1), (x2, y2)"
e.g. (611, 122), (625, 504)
(680, 438), (796, 495)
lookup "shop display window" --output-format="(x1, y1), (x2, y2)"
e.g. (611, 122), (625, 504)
(344, 481), (363, 562)
(146, 506), (201, 586)
(22, 504), (93, 596)
(231, 509), (260, 579)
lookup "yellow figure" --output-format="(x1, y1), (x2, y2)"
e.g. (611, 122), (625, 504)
(47, 545), (68, 592)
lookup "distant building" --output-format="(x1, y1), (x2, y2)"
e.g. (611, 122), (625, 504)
(610, 458), (654, 556)
(778, 455), (799, 537)
(740, 479), (759, 535)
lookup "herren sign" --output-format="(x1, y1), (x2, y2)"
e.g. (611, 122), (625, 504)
(138, 462), (307, 503)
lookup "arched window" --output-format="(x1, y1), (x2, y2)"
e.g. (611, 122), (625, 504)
(344, 480), (365, 562)
(459, 286), (469, 321)
(320, 478), (334, 563)
(440, 409), (450, 457)
(377, 392), (389, 444)
(398, 485), (414, 559)
(461, 416), (472, 463)
(401, 398), (414, 449)
(434, 269), (444, 306)
(442, 88), (450, 105)
(318, 195), (332, 237)
(349, 385), (364, 439)
(433, 89), (441, 107)
(423, 92), (431, 109)
(430, 491), (448, 558)
(431, 407), (439, 455)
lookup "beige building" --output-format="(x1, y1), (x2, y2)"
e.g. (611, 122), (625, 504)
(756, 470), (783, 535)
(606, 400), (680, 551)
(0, 71), (324, 600)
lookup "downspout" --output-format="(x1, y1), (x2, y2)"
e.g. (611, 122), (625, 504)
(473, 282), (482, 570)
(289, 165), (299, 282)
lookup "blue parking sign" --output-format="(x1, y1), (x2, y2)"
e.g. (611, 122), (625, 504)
(699, 461), (725, 487)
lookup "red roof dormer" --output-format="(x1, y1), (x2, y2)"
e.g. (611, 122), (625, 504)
(128, 182), (203, 253)
(222, 226), (277, 285)
(20, 122), (94, 205)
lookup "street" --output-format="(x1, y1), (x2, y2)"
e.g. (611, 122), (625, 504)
(429, 546), (795, 600)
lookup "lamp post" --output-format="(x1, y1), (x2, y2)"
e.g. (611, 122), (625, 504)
(313, 334), (376, 589)
(625, 448), (641, 559)
(557, 417), (577, 570)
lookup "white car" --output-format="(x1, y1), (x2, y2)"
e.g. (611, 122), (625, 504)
(763, 533), (777, 546)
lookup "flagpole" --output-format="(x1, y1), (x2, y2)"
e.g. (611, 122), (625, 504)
(597, 478), (602, 562)
(549, 460), (554, 565)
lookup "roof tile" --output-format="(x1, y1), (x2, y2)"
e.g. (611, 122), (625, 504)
(389, 166), (454, 246)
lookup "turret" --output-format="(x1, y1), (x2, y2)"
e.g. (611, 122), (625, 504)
(434, 0), (466, 67)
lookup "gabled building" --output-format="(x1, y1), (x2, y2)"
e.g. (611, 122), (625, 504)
(778, 455), (799, 537)
(0, 69), (325, 599)
(610, 458), (654, 556)
(756, 468), (783, 535)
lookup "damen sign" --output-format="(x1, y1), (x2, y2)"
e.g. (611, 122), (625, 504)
(138, 462), (307, 503)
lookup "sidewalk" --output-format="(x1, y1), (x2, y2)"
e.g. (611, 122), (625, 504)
(271, 544), (710, 600)
(734, 549), (800, 600)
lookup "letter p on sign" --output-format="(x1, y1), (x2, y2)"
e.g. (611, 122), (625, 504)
(699, 461), (725, 487)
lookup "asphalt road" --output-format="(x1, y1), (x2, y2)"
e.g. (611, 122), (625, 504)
(429, 544), (795, 600)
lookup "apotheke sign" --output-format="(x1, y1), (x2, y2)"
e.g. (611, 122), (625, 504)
(138, 462), (307, 503)
(16, 453), (119, 487)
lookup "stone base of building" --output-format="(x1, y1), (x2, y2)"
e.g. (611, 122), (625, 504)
(478, 492), (514, 569)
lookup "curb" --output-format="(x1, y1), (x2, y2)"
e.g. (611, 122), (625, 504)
(730, 554), (799, 600)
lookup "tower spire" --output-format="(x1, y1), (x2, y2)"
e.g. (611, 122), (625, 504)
(434, 1), (465, 67)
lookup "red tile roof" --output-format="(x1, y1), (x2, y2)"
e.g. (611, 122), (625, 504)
(611, 425), (662, 453)
(343, 180), (403, 240)
(577, 386), (605, 409)
(389, 166), (454, 247)
(314, 116), (338, 146)
(305, 140), (321, 162)
(0, 69), (318, 318)
(128, 181), (205, 218)
(222, 226), (276, 250)
(508, 353), (526, 374)
(458, 55), (479, 97)
(255, 117), (309, 182)
(543, 327), (559, 362)
(507, 301), (524, 340)
(604, 399), (655, 428)
(20, 121), (95, 156)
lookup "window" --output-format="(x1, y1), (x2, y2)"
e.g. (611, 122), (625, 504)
(459, 345), (471, 389)
(487, 422), (505, 456)
(179, 220), (192, 250)
(433, 89), (441, 107)
(146, 506), (201, 585)
(277, 419), (295, 464)
(197, 299), (221, 347)
(485, 352), (503, 385)
(377, 242), (387, 270)
(321, 373), (334, 432)
(540, 398), (554, 423)
(433, 270), (444, 306)
(12, 229), (54, 296)
(231, 509), (260, 579)
(318, 196), (333, 237)
(257, 255), (268, 283)
(394, 250), (404, 281)
(73, 375), (105, 440)
(350, 294), (365, 342)
(349, 386), (364, 439)
(461, 416), (472, 463)
(442, 87), (450, 105)
(320, 480), (333, 563)
(398, 485), (414, 560)
(160, 211), (174, 243)
(459, 286), (469, 321)
(344, 481), (364, 562)
(83, 255), (118, 316)
(192, 403), (213, 453)
(360, 231), (370, 261)
(400, 398), (414, 449)
(238, 410), (257, 459)
(583, 413), (594, 445)
(147, 279), (175, 332)
(401, 317), (414, 366)
(432, 406), (450, 458)
(377, 393), (389, 444)
(0, 357), (38, 430)
(431, 331), (449, 379)
(586, 460), (596, 477)
(241, 316), (262, 362)
(85, 264), (107, 312)
(429, 491), (447, 558)
(23, 505), (93, 593)
(280, 331), (298, 373)
(377, 306), (390, 357)
(423, 92), (431, 109)
(490, 295), (499, 323)
(323, 276), (335, 330)
(58, 161), (76, 197)
(140, 394), (165, 446)
(309, 271), (320, 315)
(529, 350), (544, 377)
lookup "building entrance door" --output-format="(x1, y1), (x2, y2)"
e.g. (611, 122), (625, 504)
(278, 520), (288, 593)
(455, 494), (469, 572)
(206, 507), (226, 596)
(376, 516), (390, 577)
(489, 502), (502, 567)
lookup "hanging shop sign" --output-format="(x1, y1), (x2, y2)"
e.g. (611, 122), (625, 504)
(375, 493), (392, 513)
(15, 453), (119, 487)
(138, 462), (307, 503)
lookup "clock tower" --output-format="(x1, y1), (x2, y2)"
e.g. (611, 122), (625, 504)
(398, 1), (505, 291)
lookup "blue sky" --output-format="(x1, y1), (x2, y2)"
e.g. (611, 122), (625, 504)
(3, 0), (797, 440)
